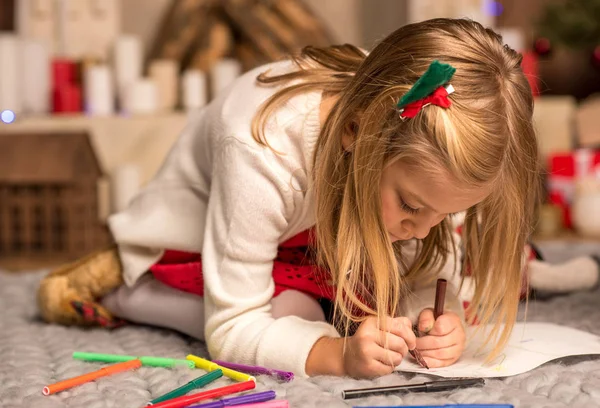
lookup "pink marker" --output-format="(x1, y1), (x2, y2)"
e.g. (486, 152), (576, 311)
(234, 401), (289, 408)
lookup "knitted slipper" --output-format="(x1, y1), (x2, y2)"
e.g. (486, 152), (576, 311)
(37, 247), (124, 326)
(71, 300), (127, 329)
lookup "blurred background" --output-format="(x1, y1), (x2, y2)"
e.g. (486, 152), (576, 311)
(0, 0), (599, 271)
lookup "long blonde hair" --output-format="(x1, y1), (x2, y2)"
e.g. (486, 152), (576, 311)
(252, 18), (540, 359)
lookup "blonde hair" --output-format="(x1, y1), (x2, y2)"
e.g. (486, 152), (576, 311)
(252, 18), (540, 359)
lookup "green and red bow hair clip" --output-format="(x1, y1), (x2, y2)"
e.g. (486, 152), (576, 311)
(396, 60), (456, 119)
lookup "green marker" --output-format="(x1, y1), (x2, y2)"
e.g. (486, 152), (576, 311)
(148, 369), (223, 405)
(73, 352), (195, 369)
(139, 356), (195, 369)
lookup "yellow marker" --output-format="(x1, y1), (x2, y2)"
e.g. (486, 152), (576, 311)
(186, 354), (219, 371)
(186, 355), (255, 383)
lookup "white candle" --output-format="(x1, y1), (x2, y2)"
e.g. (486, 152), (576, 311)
(124, 79), (158, 115)
(16, 0), (56, 54)
(408, 0), (450, 23)
(149, 59), (179, 111)
(85, 64), (115, 116)
(21, 39), (50, 114)
(0, 35), (22, 114)
(182, 69), (207, 111)
(55, 0), (84, 58)
(210, 58), (242, 99)
(111, 164), (141, 213)
(408, 0), (494, 28)
(455, 0), (495, 29)
(87, 0), (121, 61)
(496, 28), (524, 52)
(114, 35), (143, 110)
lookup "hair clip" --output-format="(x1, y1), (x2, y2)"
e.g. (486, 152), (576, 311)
(397, 60), (456, 119)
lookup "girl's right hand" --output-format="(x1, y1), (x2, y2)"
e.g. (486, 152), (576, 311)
(344, 316), (416, 378)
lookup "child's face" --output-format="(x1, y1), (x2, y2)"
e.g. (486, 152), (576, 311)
(380, 160), (491, 242)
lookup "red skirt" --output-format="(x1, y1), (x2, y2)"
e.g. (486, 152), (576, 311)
(149, 226), (535, 325)
(149, 228), (336, 301)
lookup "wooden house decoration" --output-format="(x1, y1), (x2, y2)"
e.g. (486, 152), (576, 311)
(0, 132), (111, 267)
(148, 0), (334, 73)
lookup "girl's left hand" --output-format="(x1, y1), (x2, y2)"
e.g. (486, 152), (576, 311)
(414, 309), (466, 368)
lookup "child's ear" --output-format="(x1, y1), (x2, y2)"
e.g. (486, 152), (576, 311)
(341, 120), (359, 152)
(341, 132), (353, 151)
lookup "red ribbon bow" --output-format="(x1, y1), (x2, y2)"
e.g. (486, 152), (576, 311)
(399, 86), (452, 119)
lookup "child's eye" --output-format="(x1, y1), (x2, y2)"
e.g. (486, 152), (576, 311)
(397, 195), (419, 215)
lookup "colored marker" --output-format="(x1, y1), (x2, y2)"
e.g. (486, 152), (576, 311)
(42, 359), (142, 395)
(186, 355), (255, 382)
(434, 278), (447, 320)
(342, 378), (485, 399)
(234, 401), (289, 408)
(408, 348), (429, 369)
(73, 352), (195, 368)
(188, 390), (276, 407)
(213, 360), (294, 382)
(148, 369), (223, 405)
(353, 405), (513, 408)
(186, 354), (220, 371)
(149, 380), (256, 408)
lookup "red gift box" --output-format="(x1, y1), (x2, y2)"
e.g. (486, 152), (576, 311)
(548, 149), (600, 228)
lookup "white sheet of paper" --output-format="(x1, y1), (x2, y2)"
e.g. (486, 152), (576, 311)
(396, 322), (600, 378)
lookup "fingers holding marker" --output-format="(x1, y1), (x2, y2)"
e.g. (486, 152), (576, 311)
(384, 316), (416, 350)
(364, 358), (396, 377)
(383, 316), (428, 369)
(375, 346), (405, 369)
(418, 343), (464, 368)
(417, 308), (435, 335)
(376, 330), (409, 359)
(428, 312), (461, 336)
(416, 332), (458, 353)
(419, 279), (449, 336)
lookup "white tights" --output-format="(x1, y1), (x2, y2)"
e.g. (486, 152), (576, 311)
(101, 274), (326, 340)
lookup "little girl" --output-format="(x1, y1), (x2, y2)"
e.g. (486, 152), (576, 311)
(38, 18), (540, 379)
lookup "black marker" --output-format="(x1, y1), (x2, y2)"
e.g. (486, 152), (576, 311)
(342, 378), (485, 400)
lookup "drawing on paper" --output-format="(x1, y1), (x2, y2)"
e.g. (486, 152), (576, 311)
(396, 322), (600, 378)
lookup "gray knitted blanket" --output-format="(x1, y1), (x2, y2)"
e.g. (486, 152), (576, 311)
(1, 269), (599, 408)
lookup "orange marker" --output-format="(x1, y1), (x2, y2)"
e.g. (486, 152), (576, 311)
(42, 359), (142, 395)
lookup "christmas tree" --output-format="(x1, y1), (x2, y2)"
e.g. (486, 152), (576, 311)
(537, 0), (600, 50)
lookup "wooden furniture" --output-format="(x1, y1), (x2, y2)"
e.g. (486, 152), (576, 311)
(0, 0), (15, 31)
(0, 114), (186, 270)
(0, 114), (187, 187)
(0, 132), (111, 269)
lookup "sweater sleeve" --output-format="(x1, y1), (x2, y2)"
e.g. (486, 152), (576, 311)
(202, 139), (339, 377)
(400, 232), (466, 326)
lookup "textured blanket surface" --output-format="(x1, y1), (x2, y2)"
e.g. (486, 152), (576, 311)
(1, 267), (600, 408)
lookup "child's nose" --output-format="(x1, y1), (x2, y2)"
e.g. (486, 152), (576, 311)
(405, 214), (438, 240)
(413, 222), (432, 240)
